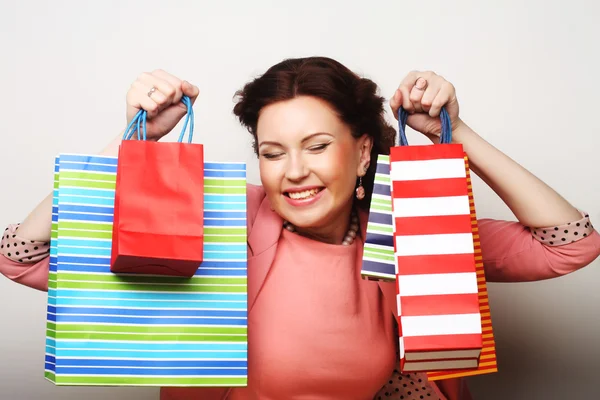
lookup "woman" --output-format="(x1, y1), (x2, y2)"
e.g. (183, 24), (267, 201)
(1, 57), (599, 400)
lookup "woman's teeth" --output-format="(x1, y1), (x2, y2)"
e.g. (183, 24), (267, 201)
(288, 188), (321, 200)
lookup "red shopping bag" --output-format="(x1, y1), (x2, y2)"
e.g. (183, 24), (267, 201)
(392, 108), (483, 373)
(111, 96), (204, 277)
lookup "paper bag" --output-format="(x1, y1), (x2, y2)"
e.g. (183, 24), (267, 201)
(393, 108), (483, 373)
(111, 96), (204, 277)
(45, 153), (248, 387)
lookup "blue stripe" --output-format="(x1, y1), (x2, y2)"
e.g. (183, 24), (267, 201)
(204, 219), (246, 227)
(46, 355), (56, 364)
(204, 195), (246, 204)
(59, 187), (115, 198)
(57, 256), (109, 265)
(204, 162), (246, 171)
(59, 204), (114, 214)
(59, 154), (118, 165)
(59, 162), (117, 173)
(51, 315), (247, 326)
(51, 306), (247, 318)
(376, 162), (390, 174)
(49, 340), (246, 352)
(204, 252), (246, 260)
(50, 289), (246, 301)
(373, 183), (391, 196)
(205, 202), (245, 211)
(57, 239), (112, 249)
(204, 211), (246, 219)
(58, 211), (114, 222)
(60, 196), (115, 207)
(57, 246), (112, 257)
(204, 244), (246, 252)
(365, 232), (394, 247)
(54, 367), (247, 376)
(204, 170), (246, 178)
(361, 260), (395, 277)
(54, 297), (247, 310)
(55, 358), (247, 368)
(368, 212), (393, 226)
(199, 261), (247, 269)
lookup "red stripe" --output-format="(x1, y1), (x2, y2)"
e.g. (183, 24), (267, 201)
(392, 178), (469, 198)
(399, 293), (481, 316)
(403, 333), (483, 352)
(390, 143), (465, 162)
(394, 215), (474, 236)
(396, 253), (477, 275)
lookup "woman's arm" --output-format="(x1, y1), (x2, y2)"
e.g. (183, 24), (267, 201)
(454, 123), (581, 228)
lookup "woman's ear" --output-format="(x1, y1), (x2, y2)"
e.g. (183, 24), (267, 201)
(356, 134), (373, 177)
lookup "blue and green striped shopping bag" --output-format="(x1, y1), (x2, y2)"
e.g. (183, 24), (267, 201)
(360, 154), (396, 281)
(44, 153), (248, 387)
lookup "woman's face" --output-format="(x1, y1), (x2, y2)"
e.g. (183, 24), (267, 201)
(256, 96), (372, 236)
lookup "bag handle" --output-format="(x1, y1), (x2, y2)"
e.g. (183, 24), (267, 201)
(396, 106), (452, 146)
(122, 95), (195, 143)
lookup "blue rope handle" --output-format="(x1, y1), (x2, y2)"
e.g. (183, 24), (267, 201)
(122, 95), (195, 143)
(396, 107), (452, 146)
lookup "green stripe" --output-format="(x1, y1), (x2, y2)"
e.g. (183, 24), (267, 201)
(58, 229), (112, 239)
(204, 227), (246, 235)
(374, 176), (390, 184)
(363, 251), (395, 262)
(57, 273), (247, 286)
(363, 245), (394, 255)
(56, 281), (246, 293)
(59, 179), (116, 190)
(204, 235), (246, 243)
(58, 221), (112, 231)
(204, 179), (246, 187)
(371, 197), (391, 205)
(48, 374), (247, 386)
(54, 331), (247, 342)
(366, 224), (393, 233)
(48, 280), (57, 289)
(49, 323), (246, 335)
(59, 171), (116, 182)
(370, 204), (392, 212)
(204, 186), (246, 195)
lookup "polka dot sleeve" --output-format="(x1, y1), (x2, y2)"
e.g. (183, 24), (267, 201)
(0, 224), (50, 263)
(530, 212), (595, 246)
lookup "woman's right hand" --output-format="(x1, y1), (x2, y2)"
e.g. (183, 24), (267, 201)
(125, 69), (200, 141)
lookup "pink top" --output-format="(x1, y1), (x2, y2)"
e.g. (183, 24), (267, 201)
(2, 184), (600, 400)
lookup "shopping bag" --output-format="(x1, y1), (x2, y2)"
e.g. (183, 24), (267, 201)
(44, 153), (248, 387)
(111, 95), (205, 277)
(360, 154), (395, 281)
(426, 155), (498, 380)
(393, 108), (483, 373)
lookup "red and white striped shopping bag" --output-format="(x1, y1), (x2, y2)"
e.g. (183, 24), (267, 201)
(392, 108), (483, 373)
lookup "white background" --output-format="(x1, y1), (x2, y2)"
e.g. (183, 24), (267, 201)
(1, 1), (599, 399)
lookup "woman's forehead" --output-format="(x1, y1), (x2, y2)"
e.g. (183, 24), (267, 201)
(256, 96), (348, 143)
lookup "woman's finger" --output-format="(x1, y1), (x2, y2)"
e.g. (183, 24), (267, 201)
(138, 73), (176, 107)
(429, 82), (455, 117)
(409, 77), (428, 113)
(420, 79), (443, 114)
(398, 71), (421, 113)
(151, 69), (184, 103)
(182, 80), (200, 104)
(130, 80), (160, 118)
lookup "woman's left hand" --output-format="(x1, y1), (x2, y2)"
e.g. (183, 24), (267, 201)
(390, 70), (463, 142)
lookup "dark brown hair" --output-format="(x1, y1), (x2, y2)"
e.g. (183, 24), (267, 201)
(233, 56), (396, 208)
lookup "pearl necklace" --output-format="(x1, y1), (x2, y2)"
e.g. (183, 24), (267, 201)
(282, 209), (359, 245)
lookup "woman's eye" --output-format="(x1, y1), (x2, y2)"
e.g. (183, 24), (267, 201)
(308, 143), (331, 152)
(261, 152), (283, 160)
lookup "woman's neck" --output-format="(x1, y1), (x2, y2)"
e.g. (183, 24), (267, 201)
(293, 202), (356, 245)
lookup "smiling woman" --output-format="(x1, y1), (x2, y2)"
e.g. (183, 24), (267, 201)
(2, 56), (600, 400)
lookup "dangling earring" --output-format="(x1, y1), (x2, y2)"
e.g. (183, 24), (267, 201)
(355, 176), (365, 200)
